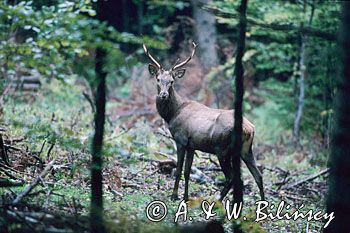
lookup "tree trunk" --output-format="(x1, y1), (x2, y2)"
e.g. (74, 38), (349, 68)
(293, 1), (315, 143)
(91, 48), (106, 233)
(122, 0), (129, 32)
(325, 2), (350, 232)
(231, 0), (247, 232)
(293, 35), (306, 142)
(90, 1), (110, 232)
(191, 0), (219, 72)
(137, 1), (143, 35)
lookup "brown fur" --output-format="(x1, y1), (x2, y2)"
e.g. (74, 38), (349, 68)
(143, 44), (264, 201)
(156, 86), (264, 201)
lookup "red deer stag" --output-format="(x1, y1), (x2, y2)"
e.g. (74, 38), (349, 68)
(143, 43), (264, 201)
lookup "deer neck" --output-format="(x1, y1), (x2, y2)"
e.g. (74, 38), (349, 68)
(156, 87), (186, 123)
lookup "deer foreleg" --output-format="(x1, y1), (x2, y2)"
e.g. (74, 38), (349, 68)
(218, 154), (232, 201)
(184, 149), (194, 201)
(172, 145), (186, 201)
(218, 155), (231, 182)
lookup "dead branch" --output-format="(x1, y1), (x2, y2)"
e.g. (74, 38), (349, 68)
(260, 164), (288, 175)
(208, 154), (220, 167)
(4, 144), (22, 152)
(46, 143), (55, 159)
(82, 90), (95, 113)
(12, 158), (56, 205)
(283, 193), (309, 202)
(4, 137), (25, 144)
(134, 153), (214, 184)
(122, 182), (140, 188)
(0, 134), (10, 166)
(0, 178), (24, 187)
(0, 162), (29, 177)
(282, 168), (330, 190)
(107, 186), (123, 198)
(38, 139), (46, 157)
(0, 166), (22, 181)
(197, 166), (221, 172)
(3, 209), (89, 232)
(115, 107), (155, 120)
(275, 174), (291, 191)
(32, 154), (44, 168)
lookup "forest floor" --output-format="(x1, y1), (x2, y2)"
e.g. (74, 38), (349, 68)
(0, 78), (330, 233)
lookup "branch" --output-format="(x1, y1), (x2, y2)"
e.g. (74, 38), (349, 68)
(46, 142), (55, 160)
(206, 7), (337, 42)
(82, 90), (95, 113)
(0, 134), (10, 166)
(134, 153), (214, 184)
(12, 158), (56, 205)
(282, 168), (330, 190)
(0, 179), (24, 187)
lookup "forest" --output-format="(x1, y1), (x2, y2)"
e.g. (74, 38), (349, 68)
(0, 0), (350, 232)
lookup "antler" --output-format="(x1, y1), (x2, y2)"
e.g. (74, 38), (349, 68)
(172, 42), (197, 71)
(143, 44), (162, 69)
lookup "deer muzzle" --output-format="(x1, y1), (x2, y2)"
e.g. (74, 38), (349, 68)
(158, 91), (169, 100)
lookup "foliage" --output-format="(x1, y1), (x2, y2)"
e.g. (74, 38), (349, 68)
(0, 0), (166, 92)
(208, 0), (340, 140)
(4, 77), (93, 151)
(0, 0), (340, 232)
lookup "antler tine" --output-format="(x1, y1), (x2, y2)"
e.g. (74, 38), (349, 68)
(143, 44), (162, 69)
(172, 42), (197, 71)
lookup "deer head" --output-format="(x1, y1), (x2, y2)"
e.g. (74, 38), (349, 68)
(143, 42), (197, 100)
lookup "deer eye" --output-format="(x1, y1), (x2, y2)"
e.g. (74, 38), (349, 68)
(170, 81), (174, 85)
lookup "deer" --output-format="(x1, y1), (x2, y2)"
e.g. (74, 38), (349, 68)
(143, 42), (264, 201)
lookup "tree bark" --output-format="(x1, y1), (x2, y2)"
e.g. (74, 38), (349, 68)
(191, 0), (219, 72)
(90, 1), (109, 232)
(90, 47), (106, 233)
(137, 1), (143, 35)
(293, 35), (305, 142)
(325, 2), (350, 232)
(293, 1), (315, 143)
(231, 0), (247, 232)
(122, 0), (129, 32)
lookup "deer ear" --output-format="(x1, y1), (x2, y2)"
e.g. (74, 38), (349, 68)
(148, 64), (159, 76)
(173, 68), (186, 79)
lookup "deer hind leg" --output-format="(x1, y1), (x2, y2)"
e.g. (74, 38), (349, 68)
(218, 155), (231, 182)
(172, 145), (186, 201)
(242, 147), (265, 200)
(183, 149), (194, 201)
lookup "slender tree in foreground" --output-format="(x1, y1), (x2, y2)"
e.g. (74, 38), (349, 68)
(231, 0), (247, 232)
(293, 1), (315, 143)
(325, 2), (350, 233)
(90, 1), (107, 232)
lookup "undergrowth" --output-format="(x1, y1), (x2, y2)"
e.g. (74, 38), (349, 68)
(1, 76), (330, 232)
